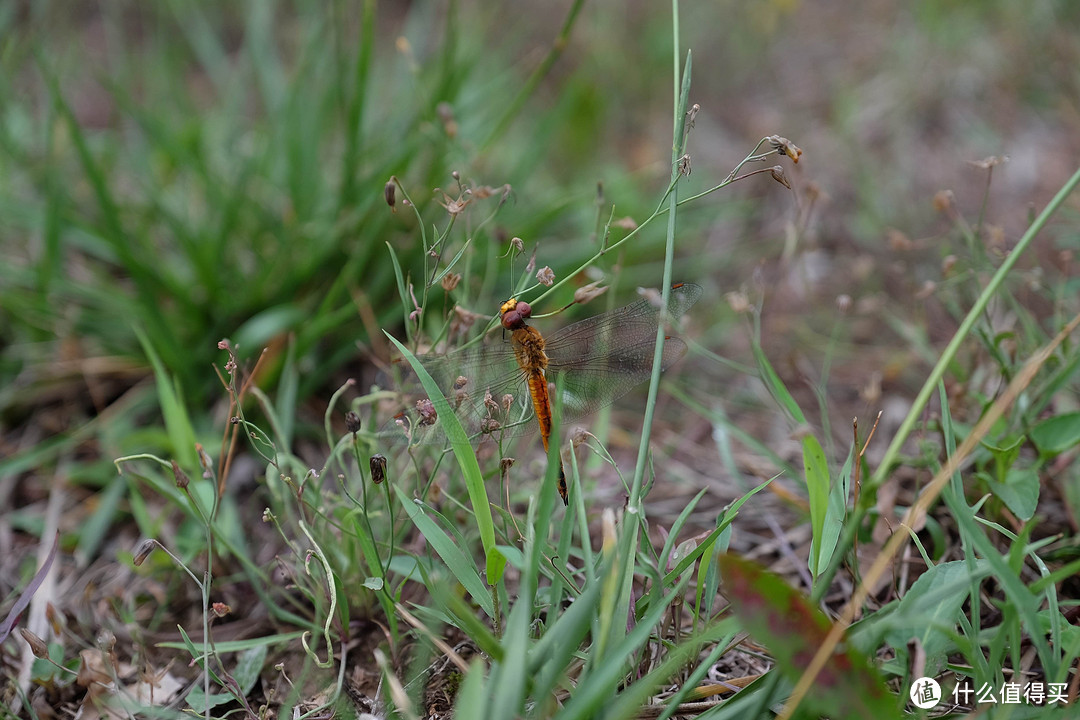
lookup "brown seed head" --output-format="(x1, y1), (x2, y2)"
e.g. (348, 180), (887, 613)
(133, 539), (158, 566)
(171, 460), (189, 489)
(345, 411), (362, 434)
(769, 165), (791, 189)
(441, 272), (461, 292)
(767, 135), (802, 163)
(21, 629), (49, 659)
(572, 282), (608, 305)
(415, 398), (437, 426)
(932, 189), (954, 213)
(384, 180), (396, 212)
(370, 454), (387, 484)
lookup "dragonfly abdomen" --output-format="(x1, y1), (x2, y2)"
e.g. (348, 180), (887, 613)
(512, 325), (552, 447)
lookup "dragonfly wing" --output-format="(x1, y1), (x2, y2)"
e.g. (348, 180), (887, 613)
(545, 282), (701, 349)
(548, 336), (688, 420)
(543, 283), (700, 421)
(377, 341), (537, 445)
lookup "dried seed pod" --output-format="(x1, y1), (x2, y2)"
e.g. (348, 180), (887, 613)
(345, 411), (362, 434)
(370, 454), (387, 485)
(384, 180), (396, 212)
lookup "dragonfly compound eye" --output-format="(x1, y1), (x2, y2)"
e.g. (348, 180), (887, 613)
(502, 302), (533, 330)
(502, 308), (525, 329)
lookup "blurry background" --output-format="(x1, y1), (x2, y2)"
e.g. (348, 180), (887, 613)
(2, 0), (1079, 530)
(3, 2), (1080, 714)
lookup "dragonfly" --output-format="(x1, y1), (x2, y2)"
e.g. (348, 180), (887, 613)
(382, 282), (702, 505)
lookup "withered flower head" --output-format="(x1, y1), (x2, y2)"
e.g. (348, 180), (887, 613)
(536, 266), (555, 286)
(725, 291), (752, 314)
(471, 184), (509, 200)
(769, 165), (791, 189)
(197, 444), (213, 478)
(678, 154), (691, 176)
(942, 254), (958, 276)
(133, 539), (158, 566)
(171, 460), (190, 490)
(436, 188), (469, 216)
(571, 427), (594, 448)
(441, 272), (462, 292)
(449, 306), (481, 339)
(686, 103), (700, 129)
(21, 629), (49, 659)
(887, 228), (912, 251)
(415, 398), (437, 426)
(345, 411), (362, 434)
(932, 189), (955, 213)
(767, 135), (802, 163)
(573, 281), (608, 305)
(384, 180), (396, 212)
(370, 454), (387, 485)
(968, 155), (1008, 169)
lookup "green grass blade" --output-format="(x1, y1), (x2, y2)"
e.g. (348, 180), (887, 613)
(133, 326), (198, 470)
(802, 433), (830, 578)
(386, 333), (504, 582)
(392, 484), (494, 619)
(752, 339), (806, 425)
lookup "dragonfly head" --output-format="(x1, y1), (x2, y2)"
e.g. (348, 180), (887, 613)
(500, 299), (532, 330)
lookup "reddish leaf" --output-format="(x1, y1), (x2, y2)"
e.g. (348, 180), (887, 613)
(718, 553), (898, 717)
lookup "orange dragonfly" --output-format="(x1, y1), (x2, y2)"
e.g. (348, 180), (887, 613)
(383, 282), (702, 504)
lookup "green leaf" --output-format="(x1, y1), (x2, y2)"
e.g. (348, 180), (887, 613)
(156, 630), (306, 652)
(1030, 411), (1080, 455)
(393, 484), (495, 618)
(133, 325), (197, 470)
(985, 467), (1040, 521)
(878, 560), (990, 676)
(232, 304), (307, 352)
(752, 343), (806, 425)
(232, 644), (268, 695)
(385, 334), (505, 582)
(813, 445), (851, 584)
(981, 434), (1023, 482)
(186, 686), (235, 711)
(803, 434), (830, 577)
(453, 658), (488, 717)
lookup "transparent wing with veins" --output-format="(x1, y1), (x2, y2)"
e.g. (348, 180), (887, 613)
(377, 282), (702, 445)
